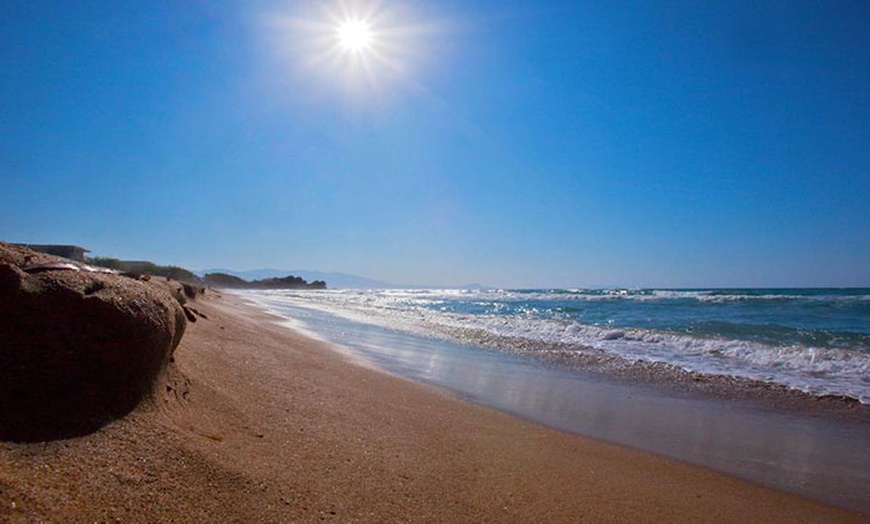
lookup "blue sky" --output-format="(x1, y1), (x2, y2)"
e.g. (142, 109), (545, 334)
(2, 1), (869, 288)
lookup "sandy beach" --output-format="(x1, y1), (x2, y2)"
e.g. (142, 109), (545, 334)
(0, 291), (864, 522)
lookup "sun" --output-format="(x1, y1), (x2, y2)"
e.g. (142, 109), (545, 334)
(264, 1), (437, 95)
(336, 19), (374, 53)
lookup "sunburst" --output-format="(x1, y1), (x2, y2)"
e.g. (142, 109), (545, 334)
(263, 1), (440, 97)
(336, 19), (374, 53)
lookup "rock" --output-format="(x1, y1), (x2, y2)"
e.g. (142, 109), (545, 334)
(0, 242), (187, 441)
(182, 283), (204, 299)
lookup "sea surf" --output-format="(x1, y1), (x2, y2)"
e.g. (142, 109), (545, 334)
(242, 287), (870, 404)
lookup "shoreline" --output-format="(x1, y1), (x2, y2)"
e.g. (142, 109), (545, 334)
(236, 291), (870, 514)
(242, 286), (870, 406)
(1, 291), (864, 521)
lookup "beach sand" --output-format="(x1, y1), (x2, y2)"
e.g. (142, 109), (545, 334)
(0, 291), (863, 522)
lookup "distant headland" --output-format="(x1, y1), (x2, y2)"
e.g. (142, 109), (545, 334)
(88, 257), (327, 290)
(202, 272), (326, 290)
(13, 244), (327, 290)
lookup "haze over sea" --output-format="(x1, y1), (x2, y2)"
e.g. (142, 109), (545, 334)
(245, 287), (870, 404)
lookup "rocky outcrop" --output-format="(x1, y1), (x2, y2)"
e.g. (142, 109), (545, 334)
(0, 242), (187, 441)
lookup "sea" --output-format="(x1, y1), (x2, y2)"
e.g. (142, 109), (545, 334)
(242, 287), (870, 404)
(239, 287), (870, 511)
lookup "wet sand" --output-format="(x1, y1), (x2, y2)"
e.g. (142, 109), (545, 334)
(0, 291), (863, 522)
(262, 296), (870, 513)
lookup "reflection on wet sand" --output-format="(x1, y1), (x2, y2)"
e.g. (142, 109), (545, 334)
(277, 303), (870, 514)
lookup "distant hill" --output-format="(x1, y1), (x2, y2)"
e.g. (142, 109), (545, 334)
(90, 257), (203, 285)
(203, 272), (326, 290)
(198, 269), (395, 289)
(197, 268), (492, 290)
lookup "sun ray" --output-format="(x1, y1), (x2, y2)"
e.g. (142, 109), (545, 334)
(262, 0), (447, 99)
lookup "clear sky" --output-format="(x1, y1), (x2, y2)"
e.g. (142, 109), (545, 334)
(2, 1), (869, 288)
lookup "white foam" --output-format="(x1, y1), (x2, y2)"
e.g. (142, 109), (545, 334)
(244, 289), (870, 404)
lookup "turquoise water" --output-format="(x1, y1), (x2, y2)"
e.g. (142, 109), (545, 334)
(245, 288), (870, 403)
(240, 287), (870, 512)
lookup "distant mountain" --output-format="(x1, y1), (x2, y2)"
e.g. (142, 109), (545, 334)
(196, 268), (396, 289)
(202, 272), (325, 290)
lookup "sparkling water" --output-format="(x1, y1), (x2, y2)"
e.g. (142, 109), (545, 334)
(243, 288), (870, 403)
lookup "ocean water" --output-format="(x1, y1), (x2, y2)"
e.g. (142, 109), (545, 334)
(243, 288), (870, 404)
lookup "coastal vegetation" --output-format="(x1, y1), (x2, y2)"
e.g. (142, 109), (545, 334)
(204, 272), (326, 290)
(89, 257), (203, 284)
(87, 259), (327, 289)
